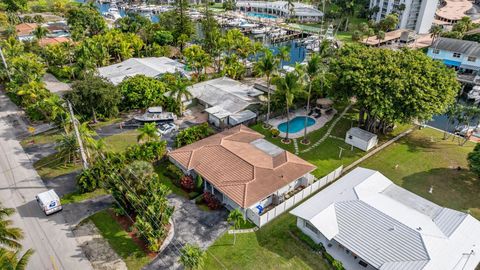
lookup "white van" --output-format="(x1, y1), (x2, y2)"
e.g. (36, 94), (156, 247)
(35, 190), (62, 215)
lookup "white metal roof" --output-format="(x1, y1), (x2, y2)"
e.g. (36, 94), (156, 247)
(236, 1), (323, 17)
(97, 57), (185, 85)
(189, 77), (262, 115)
(347, 127), (377, 142)
(290, 167), (480, 270)
(229, 110), (257, 125)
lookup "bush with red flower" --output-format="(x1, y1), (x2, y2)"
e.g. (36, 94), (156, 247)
(203, 192), (221, 210)
(180, 175), (195, 191)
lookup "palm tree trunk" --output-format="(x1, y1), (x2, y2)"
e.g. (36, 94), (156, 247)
(92, 108), (97, 123)
(266, 75), (271, 125)
(303, 81), (312, 142)
(285, 101), (290, 141)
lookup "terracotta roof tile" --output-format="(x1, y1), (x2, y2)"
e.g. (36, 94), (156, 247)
(168, 125), (316, 207)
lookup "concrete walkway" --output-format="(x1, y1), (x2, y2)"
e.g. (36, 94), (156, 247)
(300, 104), (352, 154)
(144, 195), (228, 270)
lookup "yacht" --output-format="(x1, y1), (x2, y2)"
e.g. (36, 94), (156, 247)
(103, 0), (122, 21)
(251, 26), (269, 34)
(133, 107), (176, 123)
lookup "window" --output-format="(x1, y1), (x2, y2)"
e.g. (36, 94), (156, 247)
(432, 49), (440, 54)
(305, 221), (320, 235)
(453, 52), (461, 58)
(468, 56), (477, 62)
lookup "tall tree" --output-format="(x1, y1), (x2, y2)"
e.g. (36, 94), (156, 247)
(118, 75), (168, 111)
(66, 5), (106, 40)
(332, 45), (460, 134)
(227, 209), (245, 245)
(137, 123), (160, 143)
(167, 75), (192, 115)
(32, 25), (48, 40)
(184, 45), (211, 77)
(0, 248), (34, 270)
(295, 54), (322, 144)
(179, 244), (206, 270)
(273, 72), (302, 142)
(66, 75), (121, 122)
(254, 49), (278, 127)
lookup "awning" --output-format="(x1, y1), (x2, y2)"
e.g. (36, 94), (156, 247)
(228, 110), (257, 126)
(443, 59), (461, 67)
(460, 63), (480, 71)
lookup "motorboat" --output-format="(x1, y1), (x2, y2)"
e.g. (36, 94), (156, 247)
(239, 22), (259, 29)
(227, 18), (246, 27)
(103, 0), (122, 21)
(133, 107), (176, 123)
(251, 27), (269, 34)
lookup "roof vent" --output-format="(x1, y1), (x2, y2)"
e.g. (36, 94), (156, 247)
(416, 227), (422, 231)
(388, 226), (396, 231)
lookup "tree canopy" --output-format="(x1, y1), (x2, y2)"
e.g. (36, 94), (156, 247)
(118, 75), (168, 110)
(66, 75), (121, 122)
(332, 45), (460, 133)
(66, 5), (107, 40)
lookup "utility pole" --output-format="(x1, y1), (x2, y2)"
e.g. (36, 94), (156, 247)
(67, 100), (89, 169)
(0, 46), (11, 82)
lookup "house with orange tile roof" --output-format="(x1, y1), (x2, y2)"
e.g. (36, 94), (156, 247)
(15, 23), (38, 41)
(38, 37), (71, 47)
(168, 125), (317, 226)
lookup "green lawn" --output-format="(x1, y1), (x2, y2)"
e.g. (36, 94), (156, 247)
(88, 209), (151, 270)
(250, 104), (412, 178)
(360, 127), (480, 220)
(102, 130), (140, 153)
(20, 130), (61, 147)
(154, 161), (189, 198)
(205, 214), (328, 270)
(34, 152), (82, 180)
(61, 189), (108, 205)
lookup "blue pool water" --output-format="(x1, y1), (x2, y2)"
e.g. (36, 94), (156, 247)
(247, 12), (277, 19)
(278, 117), (315, 133)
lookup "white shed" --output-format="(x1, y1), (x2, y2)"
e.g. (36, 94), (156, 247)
(345, 127), (378, 151)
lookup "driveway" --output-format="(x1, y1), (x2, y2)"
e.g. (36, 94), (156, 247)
(144, 195), (229, 270)
(0, 91), (93, 270)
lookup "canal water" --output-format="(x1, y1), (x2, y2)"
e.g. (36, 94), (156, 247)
(77, 1), (306, 65)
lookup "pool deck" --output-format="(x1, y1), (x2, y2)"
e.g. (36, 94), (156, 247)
(268, 108), (337, 139)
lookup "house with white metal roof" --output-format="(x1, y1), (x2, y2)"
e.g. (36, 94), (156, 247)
(290, 167), (480, 270)
(188, 77), (263, 128)
(96, 57), (187, 85)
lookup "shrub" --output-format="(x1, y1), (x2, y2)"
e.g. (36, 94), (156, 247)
(188, 191), (200, 200)
(125, 141), (167, 162)
(76, 168), (98, 193)
(176, 123), (214, 147)
(166, 163), (184, 179)
(270, 128), (280, 138)
(195, 175), (203, 191)
(203, 192), (221, 210)
(180, 175), (195, 191)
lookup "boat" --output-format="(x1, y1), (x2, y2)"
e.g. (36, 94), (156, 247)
(103, 0), (122, 21)
(251, 27), (269, 34)
(239, 22), (259, 29)
(133, 107), (176, 123)
(227, 19), (246, 27)
(467, 86), (480, 103)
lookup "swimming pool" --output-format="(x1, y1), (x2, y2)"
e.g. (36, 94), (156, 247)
(278, 116), (315, 133)
(246, 12), (277, 19)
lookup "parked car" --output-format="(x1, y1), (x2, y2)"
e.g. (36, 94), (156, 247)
(158, 122), (177, 135)
(35, 190), (62, 215)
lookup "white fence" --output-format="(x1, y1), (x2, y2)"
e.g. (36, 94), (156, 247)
(247, 165), (343, 227)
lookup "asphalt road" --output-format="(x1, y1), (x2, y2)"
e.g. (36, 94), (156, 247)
(0, 92), (92, 270)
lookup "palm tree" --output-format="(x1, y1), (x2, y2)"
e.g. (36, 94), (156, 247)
(429, 25), (443, 44)
(137, 123), (159, 143)
(56, 133), (78, 165)
(376, 30), (385, 46)
(78, 123), (102, 162)
(168, 77), (192, 116)
(277, 46), (290, 65)
(32, 26), (48, 40)
(0, 207), (23, 250)
(179, 244), (206, 270)
(295, 54), (321, 144)
(227, 209), (245, 245)
(254, 49), (278, 128)
(274, 72), (301, 143)
(0, 248), (34, 270)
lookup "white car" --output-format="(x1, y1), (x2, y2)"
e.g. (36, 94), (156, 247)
(35, 190), (62, 215)
(157, 122), (177, 135)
